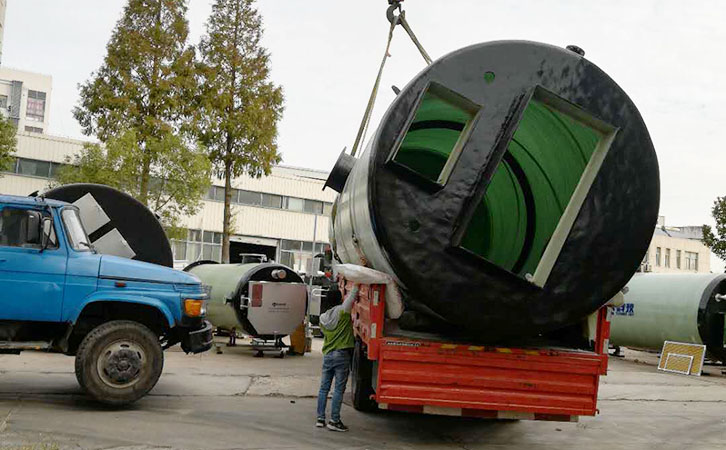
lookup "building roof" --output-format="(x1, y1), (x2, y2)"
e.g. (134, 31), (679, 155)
(654, 225), (704, 240)
(275, 164), (329, 180)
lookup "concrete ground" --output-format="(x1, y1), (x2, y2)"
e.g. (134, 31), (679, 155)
(2, 339), (726, 450)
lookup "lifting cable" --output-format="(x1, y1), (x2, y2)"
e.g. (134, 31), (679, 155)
(349, 1), (432, 158)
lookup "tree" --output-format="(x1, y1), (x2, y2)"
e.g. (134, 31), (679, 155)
(0, 117), (17, 174)
(196, 0), (284, 263)
(54, 130), (211, 228)
(703, 197), (726, 266)
(72, 0), (209, 227)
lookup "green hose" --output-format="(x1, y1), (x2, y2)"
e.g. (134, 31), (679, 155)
(394, 90), (600, 277)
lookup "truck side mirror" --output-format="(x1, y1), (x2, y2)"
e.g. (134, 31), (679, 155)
(40, 217), (53, 252)
(25, 211), (42, 245)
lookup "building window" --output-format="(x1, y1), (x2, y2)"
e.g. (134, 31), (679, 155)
(640, 251), (649, 272)
(0, 95), (8, 110)
(279, 239), (326, 272)
(665, 248), (670, 268)
(4, 157), (66, 178)
(284, 197), (304, 212)
(49, 162), (66, 178)
(203, 230), (222, 244)
(238, 190), (261, 206)
(655, 247), (661, 267)
(171, 240), (187, 261)
(261, 193), (282, 208)
(207, 186), (226, 202)
(24, 126), (43, 133)
(676, 250), (681, 269)
(303, 199), (324, 215)
(186, 229), (202, 262)
(171, 229), (223, 263)
(26, 90), (46, 122)
(205, 186), (331, 216)
(17, 158), (50, 178)
(685, 251), (699, 271)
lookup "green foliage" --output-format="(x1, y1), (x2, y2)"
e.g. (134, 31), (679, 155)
(0, 116), (17, 173)
(196, 0), (284, 179)
(703, 196), (726, 264)
(54, 130), (211, 227)
(196, 0), (284, 261)
(72, 0), (208, 225)
(164, 225), (188, 241)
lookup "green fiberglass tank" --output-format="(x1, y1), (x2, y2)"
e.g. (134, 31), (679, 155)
(185, 262), (306, 339)
(611, 273), (726, 361)
(326, 41), (660, 341)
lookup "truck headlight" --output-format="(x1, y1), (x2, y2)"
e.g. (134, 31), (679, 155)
(183, 299), (207, 317)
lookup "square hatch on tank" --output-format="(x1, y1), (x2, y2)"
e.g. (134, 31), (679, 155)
(388, 82), (482, 187)
(456, 86), (618, 286)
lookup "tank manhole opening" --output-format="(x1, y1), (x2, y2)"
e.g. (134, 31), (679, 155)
(388, 82), (481, 186)
(459, 86), (618, 285)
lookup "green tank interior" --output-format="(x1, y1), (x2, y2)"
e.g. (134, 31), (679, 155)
(393, 85), (477, 183)
(393, 84), (602, 278)
(461, 99), (600, 276)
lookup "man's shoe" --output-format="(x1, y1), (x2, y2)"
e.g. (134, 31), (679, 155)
(327, 420), (349, 432)
(316, 418), (326, 428)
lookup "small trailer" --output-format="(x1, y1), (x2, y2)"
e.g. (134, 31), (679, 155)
(346, 281), (611, 422)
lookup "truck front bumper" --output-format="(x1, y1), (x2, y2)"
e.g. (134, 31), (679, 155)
(181, 320), (214, 354)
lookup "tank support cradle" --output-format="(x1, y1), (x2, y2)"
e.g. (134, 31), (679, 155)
(251, 336), (288, 358)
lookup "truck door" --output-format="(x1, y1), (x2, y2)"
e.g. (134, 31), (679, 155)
(0, 205), (66, 322)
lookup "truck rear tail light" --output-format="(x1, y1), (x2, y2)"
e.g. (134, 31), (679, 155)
(251, 284), (263, 307)
(183, 299), (206, 317)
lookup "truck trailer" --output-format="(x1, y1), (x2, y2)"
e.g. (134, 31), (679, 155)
(346, 280), (611, 421)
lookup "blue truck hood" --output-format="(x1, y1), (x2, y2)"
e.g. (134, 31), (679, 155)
(99, 255), (199, 285)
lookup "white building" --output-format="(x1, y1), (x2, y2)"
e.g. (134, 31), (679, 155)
(172, 165), (335, 270)
(640, 216), (712, 273)
(0, 67), (52, 134)
(0, 131), (336, 272)
(0, 0), (52, 134)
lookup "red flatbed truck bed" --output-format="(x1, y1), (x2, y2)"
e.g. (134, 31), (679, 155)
(346, 281), (611, 422)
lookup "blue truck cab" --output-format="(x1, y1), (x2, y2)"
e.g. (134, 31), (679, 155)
(0, 194), (213, 405)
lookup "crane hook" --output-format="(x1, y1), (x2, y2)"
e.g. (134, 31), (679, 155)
(386, 0), (403, 25)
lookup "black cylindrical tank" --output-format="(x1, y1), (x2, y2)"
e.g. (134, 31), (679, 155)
(328, 41), (659, 341)
(44, 183), (173, 267)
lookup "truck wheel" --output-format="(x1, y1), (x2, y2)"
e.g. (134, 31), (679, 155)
(75, 320), (164, 406)
(351, 339), (377, 412)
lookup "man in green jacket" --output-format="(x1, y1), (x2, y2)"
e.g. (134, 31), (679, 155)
(316, 284), (359, 432)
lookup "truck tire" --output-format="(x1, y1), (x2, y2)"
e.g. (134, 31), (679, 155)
(75, 320), (164, 406)
(351, 339), (377, 412)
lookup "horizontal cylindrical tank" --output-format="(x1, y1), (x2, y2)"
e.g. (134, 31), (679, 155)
(185, 262), (307, 339)
(327, 40), (659, 340)
(610, 273), (726, 361)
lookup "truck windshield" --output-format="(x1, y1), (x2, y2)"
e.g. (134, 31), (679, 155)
(62, 208), (92, 252)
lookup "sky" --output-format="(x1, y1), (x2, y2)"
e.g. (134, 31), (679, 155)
(3, 1), (726, 240)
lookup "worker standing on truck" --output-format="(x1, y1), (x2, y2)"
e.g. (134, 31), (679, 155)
(316, 284), (360, 432)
